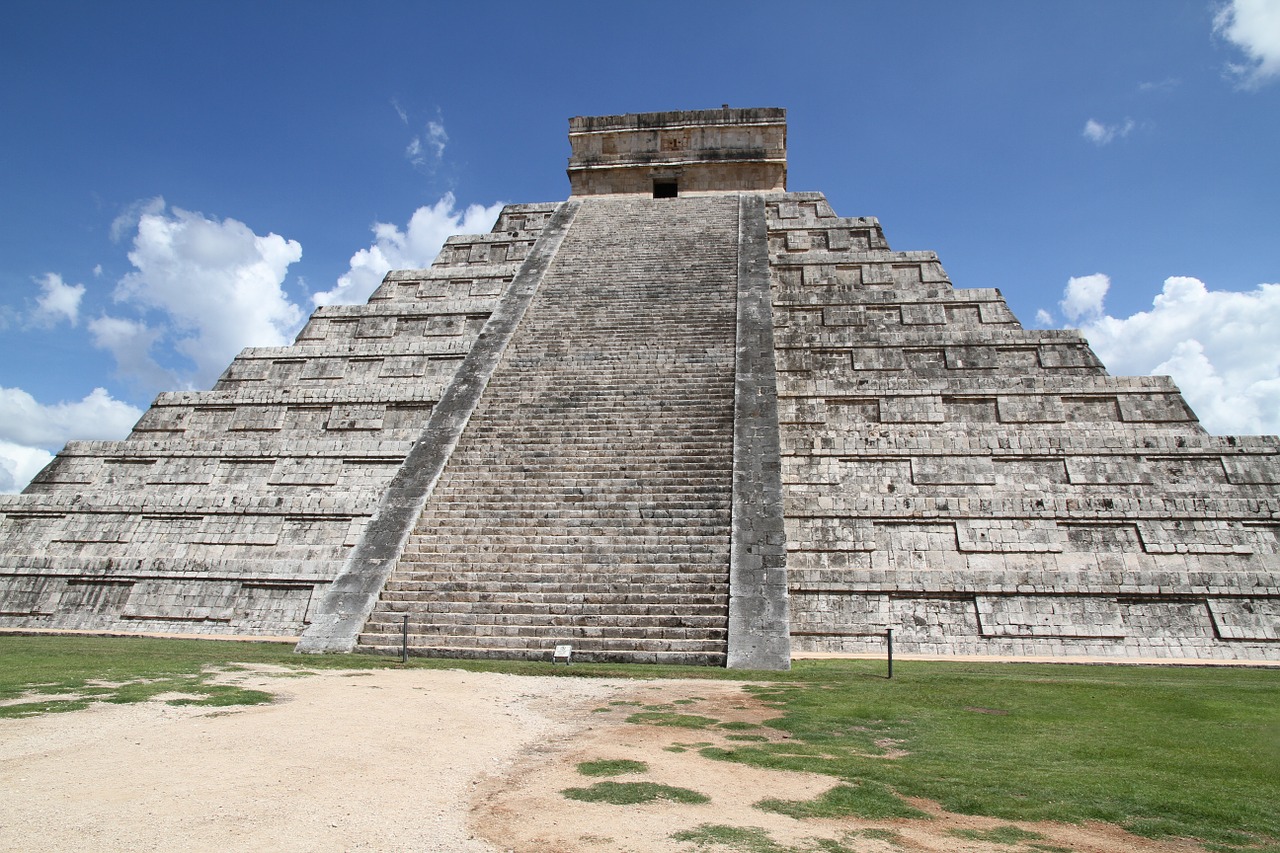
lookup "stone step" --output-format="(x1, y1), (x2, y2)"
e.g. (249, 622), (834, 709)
(383, 572), (728, 588)
(373, 589), (727, 607)
(360, 195), (740, 664)
(356, 632), (727, 654)
(397, 548), (729, 563)
(363, 612), (727, 633)
(377, 591), (729, 609)
(353, 641), (727, 666)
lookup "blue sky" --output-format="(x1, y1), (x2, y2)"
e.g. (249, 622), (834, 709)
(2, 0), (1278, 491)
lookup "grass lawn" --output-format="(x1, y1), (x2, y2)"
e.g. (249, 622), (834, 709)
(2, 635), (1276, 850)
(704, 659), (1280, 852)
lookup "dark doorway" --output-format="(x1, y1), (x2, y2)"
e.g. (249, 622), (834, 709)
(653, 180), (678, 199)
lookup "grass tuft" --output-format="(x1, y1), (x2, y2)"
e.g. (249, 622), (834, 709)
(626, 711), (720, 728)
(561, 781), (709, 805)
(948, 825), (1045, 843)
(756, 782), (928, 820)
(576, 759), (649, 777)
(858, 827), (904, 844)
(670, 824), (788, 852)
(671, 824), (859, 852)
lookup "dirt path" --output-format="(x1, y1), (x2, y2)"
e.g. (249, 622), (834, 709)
(0, 668), (1211, 853)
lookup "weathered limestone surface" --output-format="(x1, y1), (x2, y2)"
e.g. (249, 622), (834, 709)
(296, 200), (581, 652)
(1, 107), (1276, 664)
(357, 195), (741, 664)
(0, 204), (561, 636)
(568, 108), (787, 197)
(768, 193), (1280, 660)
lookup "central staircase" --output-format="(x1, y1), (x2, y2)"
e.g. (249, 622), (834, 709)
(358, 195), (742, 663)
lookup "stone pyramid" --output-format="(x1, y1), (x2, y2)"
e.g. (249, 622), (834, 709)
(2, 108), (1276, 668)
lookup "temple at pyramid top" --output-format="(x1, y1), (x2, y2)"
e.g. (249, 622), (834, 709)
(567, 107), (787, 196)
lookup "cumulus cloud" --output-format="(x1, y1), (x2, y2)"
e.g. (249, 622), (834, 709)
(103, 199), (305, 389)
(1082, 118), (1136, 145)
(0, 386), (141, 447)
(312, 193), (503, 306)
(110, 196), (166, 243)
(1057, 275), (1280, 435)
(0, 386), (143, 493)
(0, 441), (54, 494)
(87, 314), (174, 391)
(1060, 273), (1111, 322)
(31, 272), (85, 327)
(1215, 0), (1280, 88)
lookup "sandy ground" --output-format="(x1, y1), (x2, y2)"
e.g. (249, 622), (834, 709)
(0, 667), (1216, 853)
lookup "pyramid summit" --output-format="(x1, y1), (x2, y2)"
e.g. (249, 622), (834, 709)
(2, 108), (1277, 667)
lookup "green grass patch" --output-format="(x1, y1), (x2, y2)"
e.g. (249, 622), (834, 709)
(671, 824), (784, 852)
(626, 711), (720, 728)
(858, 827), (904, 844)
(671, 824), (859, 852)
(576, 759), (649, 777)
(756, 782), (928, 820)
(717, 720), (760, 731)
(561, 781), (709, 805)
(725, 734), (770, 742)
(948, 825), (1044, 844)
(703, 659), (1280, 850)
(0, 636), (299, 717)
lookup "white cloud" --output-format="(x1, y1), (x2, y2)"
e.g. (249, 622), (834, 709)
(0, 441), (54, 494)
(425, 121), (448, 160)
(107, 201), (305, 388)
(401, 107), (450, 172)
(1082, 118), (1135, 145)
(312, 193), (503, 306)
(110, 196), (166, 243)
(1061, 275), (1280, 435)
(0, 386), (143, 493)
(1060, 273), (1110, 322)
(88, 314), (175, 391)
(407, 120), (449, 169)
(31, 272), (85, 327)
(1138, 77), (1181, 94)
(0, 386), (142, 448)
(1215, 0), (1280, 88)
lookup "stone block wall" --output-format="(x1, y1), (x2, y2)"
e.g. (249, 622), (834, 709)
(0, 203), (560, 636)
(768, 192), (1280, 660)
(568, 108), (787, 196)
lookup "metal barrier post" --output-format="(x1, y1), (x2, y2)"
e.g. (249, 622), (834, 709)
(886, 628), (893, 679)
(401, 613), (409, 663)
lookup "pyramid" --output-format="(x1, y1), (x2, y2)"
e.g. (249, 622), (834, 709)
(2, 108), (1276, 668)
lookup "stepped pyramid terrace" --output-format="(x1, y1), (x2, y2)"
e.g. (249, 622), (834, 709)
(1, 107), (1277, 668)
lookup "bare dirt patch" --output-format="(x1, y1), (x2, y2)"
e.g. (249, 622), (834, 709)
(0, 668), (1213, 853)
